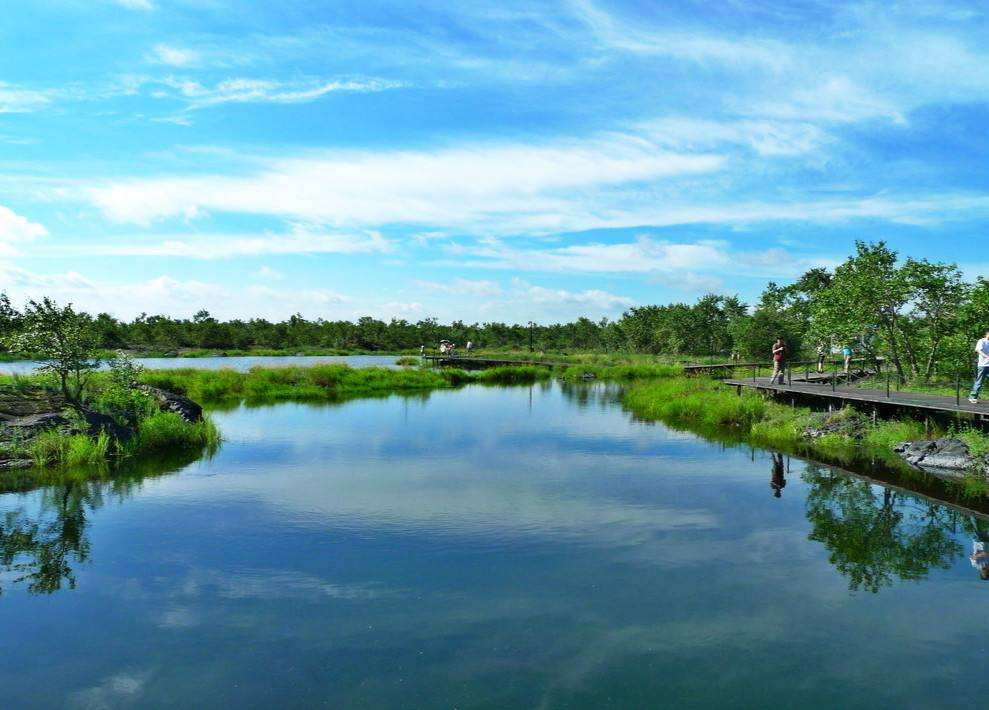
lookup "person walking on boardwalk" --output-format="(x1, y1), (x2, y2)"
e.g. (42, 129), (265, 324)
(770, 337), (786, 384)
(842, 344), (853, 374)
(816, 342), (827, 374)
(968, 330), (989, 404)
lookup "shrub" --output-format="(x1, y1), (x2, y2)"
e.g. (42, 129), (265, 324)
(137, 412), (220, 453)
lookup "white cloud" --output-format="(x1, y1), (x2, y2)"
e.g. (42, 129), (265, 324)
(149, 44), (201, 68)
(0, 206), (47, 249)
(60, 225), (392, 258)
(640, 118), (827, 157)
(255, 265), (283, 280)
(0, 82), (52, 113)
(744, 76), (906, 125)
(414, 278), (503, 297)
(0, 265), (354, 320)
(110, 0), (154, 9)
(570, 0), (792, 70)
(512, 278), (634, 311)
(146, 75), (407, 109)
(442, 235), (837, 281)
(86, 133), (724, 229)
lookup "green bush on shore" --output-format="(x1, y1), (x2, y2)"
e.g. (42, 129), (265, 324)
(132, 412), (220, 454)
(623, 376), (934, 467)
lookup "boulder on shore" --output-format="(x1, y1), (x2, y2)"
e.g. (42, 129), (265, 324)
(137, 385), (203, 423)
(894, 438), (985, 475)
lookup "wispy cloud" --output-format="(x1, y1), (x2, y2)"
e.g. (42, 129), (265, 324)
(143, 75), (408, 109)
(0, 265), (352, 320)
(85, 132), (724, 228)
(0, 82), (53, 113)
(49, 225), (392, 259)
(512, 278), (634, 311)
(442, 235), (838, 281)
(110, 0), (154, 9)
(0, 206), (47, 255)
(570, 0), (792, 70)
(149, 44), (201, 68)
(414, 278), (503, 297)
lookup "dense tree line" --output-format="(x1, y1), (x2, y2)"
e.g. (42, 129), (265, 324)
(2, 242), (987, 378)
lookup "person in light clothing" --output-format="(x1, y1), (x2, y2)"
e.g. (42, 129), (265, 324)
(968, 330), (989, 403)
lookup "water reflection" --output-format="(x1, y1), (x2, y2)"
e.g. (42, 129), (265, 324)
(0, 453), (201, 595)
(770, 453), (787, 498)
(1, 483), (94, 594)
(802, 463), (963, 593)
(966, 516), (989, 581)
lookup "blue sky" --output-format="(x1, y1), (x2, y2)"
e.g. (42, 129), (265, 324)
(2, 0), (988, 322)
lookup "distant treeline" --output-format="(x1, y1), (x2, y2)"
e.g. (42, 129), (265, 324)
(2, 242), (986, 379)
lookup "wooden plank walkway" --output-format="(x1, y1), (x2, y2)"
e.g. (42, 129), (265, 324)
(725, 376), (989, 419)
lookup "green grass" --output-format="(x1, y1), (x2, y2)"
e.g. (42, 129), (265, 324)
(623, 376), (943, 474)
(138, 363), (552, 404)
(27, 430), (111, 468)
(134, 412), (220, 454)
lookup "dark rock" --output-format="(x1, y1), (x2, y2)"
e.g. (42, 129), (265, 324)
(81, 410), (134, 441)
(138, 385), (203, 423)
(895, 437), (982, 473)
(3, 412), (72, 435)
(0, 387), (66, 418)
(803, 410), (869, 440)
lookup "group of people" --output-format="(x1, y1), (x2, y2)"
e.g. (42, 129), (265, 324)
(430, 340), (474, 357)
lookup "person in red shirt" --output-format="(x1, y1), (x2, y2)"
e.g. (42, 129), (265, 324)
(770, 337), (786, 384)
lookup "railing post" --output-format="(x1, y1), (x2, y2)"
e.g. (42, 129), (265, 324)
(886, 371), (890, 399)
(957, 370), (961, 407)
(832, 362), (836, 392)
(787, 364), (792, 386)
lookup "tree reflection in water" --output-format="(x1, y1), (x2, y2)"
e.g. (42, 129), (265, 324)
(802, 463), (963, 593)
(0, 451), (204, 595)
(0, 482), (97, 594)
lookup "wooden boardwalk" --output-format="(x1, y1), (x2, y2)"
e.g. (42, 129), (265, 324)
(725, 376), (989, 419)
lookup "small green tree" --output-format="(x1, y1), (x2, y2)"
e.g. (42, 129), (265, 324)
(1, 298), (102, 407)
(0, 292), (20, 352)
(810, 242), (911, 378)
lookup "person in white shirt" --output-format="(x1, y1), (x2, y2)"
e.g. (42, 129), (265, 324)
(969, 331), (989, 403)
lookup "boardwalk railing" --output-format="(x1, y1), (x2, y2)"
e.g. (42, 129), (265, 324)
(686, 357), (882, 380)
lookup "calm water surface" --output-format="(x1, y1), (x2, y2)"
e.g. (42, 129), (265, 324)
(1, 382), (987, 708)
(0, 354), (403, 374)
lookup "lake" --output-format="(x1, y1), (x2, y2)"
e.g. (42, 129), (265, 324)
(1, 381), (987, 708)
(0, 354), (404, 375)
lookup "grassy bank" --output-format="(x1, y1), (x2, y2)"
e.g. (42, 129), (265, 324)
(138, 363), (552, 404)
(622, 376), (989, 490)
(10, 410), (220, 470)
